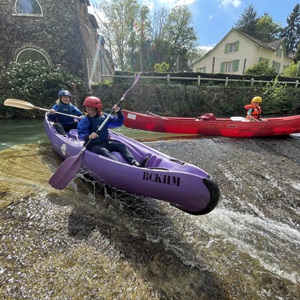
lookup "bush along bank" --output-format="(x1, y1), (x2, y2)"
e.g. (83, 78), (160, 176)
(1, 82), (299, 119)
(92, 83), (300, 118)
(0, 61), (86, 119)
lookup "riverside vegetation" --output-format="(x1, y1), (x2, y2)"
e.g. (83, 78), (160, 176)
(0, 62), (300, 120)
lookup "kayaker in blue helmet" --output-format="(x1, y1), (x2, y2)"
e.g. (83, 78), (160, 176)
(77, 96), (148, 167)
(48, 89), (83, 136)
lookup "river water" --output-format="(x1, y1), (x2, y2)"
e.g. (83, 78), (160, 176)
(0, 119), (299, 299)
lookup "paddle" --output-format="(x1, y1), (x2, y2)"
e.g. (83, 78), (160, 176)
(146, 111), (168, 120)
(4, 99), (81, 119)
(49, 72), (142, 190)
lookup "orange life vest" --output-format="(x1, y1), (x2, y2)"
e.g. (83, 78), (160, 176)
(244, 104), (262, 119)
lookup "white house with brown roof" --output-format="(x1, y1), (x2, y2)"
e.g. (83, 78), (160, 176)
(192, 28), (293, 75)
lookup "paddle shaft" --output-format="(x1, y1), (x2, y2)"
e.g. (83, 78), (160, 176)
(4, 98), (81, 119)
(146, 111), (168, 119)
(41, 107), (81, 118)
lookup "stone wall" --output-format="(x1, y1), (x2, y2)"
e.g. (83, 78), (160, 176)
(0, 0), (112, 87)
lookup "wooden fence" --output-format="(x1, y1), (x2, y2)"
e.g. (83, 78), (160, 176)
(100, 74), (300, 88)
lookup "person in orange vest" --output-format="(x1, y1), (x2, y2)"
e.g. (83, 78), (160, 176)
(244, 96), (262, 121)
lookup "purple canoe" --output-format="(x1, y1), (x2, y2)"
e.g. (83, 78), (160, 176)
(44, 117), (220, 215)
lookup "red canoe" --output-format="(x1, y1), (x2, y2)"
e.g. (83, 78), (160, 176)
(123, 110), (300, 138)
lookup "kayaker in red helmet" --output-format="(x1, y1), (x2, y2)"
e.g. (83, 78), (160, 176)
(245, 96), (263, 122)
(77, 96), (148, 167)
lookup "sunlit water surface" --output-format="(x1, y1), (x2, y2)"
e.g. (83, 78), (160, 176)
(0, 119), (299, 299)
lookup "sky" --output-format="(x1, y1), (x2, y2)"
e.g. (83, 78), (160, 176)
(90, 0), (300, 50)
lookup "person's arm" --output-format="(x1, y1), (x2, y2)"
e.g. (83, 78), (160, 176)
(71, 105), (83, 117)
(108, 105), (124, 127)
(77, 117), (90, 141)
(247, 108), (259, 121)
(47, 104), (58, 121)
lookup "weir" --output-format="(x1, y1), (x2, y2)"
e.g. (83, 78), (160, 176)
(1, 120), (299, 299)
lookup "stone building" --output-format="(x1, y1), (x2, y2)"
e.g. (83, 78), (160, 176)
(0, 0), (113, 88)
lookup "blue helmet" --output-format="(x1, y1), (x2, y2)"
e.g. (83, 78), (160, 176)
(58, 90), (72, 98)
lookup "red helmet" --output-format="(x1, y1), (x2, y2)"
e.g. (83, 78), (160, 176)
(83, 96), (102, 115)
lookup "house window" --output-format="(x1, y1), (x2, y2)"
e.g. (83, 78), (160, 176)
(16, 48), (49, 65)
(258, 57), (269, 63)
(272, 61), (280, 73)
(225, 61), (234, 72)
(276, 48), (282, 58)
(225, 41), (240, 53)
(220, 60), (239, 73)
(15, 0), (42, 15)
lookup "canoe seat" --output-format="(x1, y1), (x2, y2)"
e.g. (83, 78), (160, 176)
(146, 155), (162, 168)
(68, 129), (78, 139)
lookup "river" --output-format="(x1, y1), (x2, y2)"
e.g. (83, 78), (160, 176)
(0, 119), (299, 299)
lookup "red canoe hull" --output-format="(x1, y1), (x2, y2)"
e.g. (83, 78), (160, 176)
(123, 110), (300, 138)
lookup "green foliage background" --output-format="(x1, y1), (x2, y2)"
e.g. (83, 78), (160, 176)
(0, 62), (299, 119)
(0, 61), (85, 118)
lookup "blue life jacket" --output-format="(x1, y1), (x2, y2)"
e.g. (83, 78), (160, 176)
(48, 102), (82, 125)
(89, 115), (110, 143)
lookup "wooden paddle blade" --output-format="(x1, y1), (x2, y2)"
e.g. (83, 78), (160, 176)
(4, 98), (78, 116)
(49, 154), (83, 190)
(4, 99), (36, 110)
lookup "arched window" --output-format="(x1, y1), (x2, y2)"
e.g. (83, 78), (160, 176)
(16, 48), (50, 65)
(15, 0), (42, 15)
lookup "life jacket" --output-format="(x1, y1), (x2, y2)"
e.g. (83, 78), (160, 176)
(55, 102), (76, 125)
(244, 104), (262, 119)
(88, 115), (110, 144)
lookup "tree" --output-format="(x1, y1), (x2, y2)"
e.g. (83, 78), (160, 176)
(234, 4), (258, 37)
(235, 5), (281, 43)
(163, 5), (197, 71)
(281, 4), (300, 55)
(255, 14), (282, 42)
(147, 6), (172, 70)
(294, 42), (300, 63)
(96, 2), (196, 72)
(97, 0), (146, 71)
(189, 47), (210, 66)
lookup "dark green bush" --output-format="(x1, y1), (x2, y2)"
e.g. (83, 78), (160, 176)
(0, 61), (85, 118)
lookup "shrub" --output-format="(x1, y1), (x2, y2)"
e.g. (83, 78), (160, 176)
(245, 60), (277, 76)
(0, 61), (86, 118)
(154, 62), (170, 72)
(283, 62), (300, 78)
